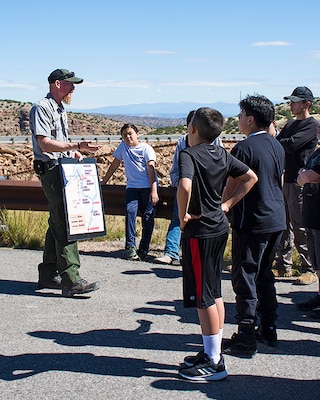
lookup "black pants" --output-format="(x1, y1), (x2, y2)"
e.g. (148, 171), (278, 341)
(231, 229), (283, 328)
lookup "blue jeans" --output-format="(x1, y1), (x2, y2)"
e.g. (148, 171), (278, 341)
(164, 194), (181, 260)
(125, 188), (156, 252)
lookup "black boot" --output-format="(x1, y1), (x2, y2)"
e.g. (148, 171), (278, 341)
(37, 274), (62, 289)
(255, 324), (277, 347)
(37, 263), (61, 289)
(223, 325), (257, 357)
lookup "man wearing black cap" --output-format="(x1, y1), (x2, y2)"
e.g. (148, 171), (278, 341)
(274, 86), (319, 285)
(30, 68), (101, 297)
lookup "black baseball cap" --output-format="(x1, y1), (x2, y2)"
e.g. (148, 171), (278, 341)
(48, 69), (83, 84)
(283, 86), (313, 102)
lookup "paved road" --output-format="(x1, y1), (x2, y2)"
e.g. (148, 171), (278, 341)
(0, 246), (319, 400)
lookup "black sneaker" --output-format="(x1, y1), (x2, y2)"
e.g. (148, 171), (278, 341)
(309, 308), (320, 319)
(296, 294), (320, 311)
(223, 332), (257, 357)
(62, 279), (100, 298)
(137, 249), (148, 261)
(171, 258), (181, 266)
(183, 350), (205, 367)
(179, 354), (227, 382)
(255, 325), (277, 347)
(37, 275), (62, 290)
(125, 246), (140, 261)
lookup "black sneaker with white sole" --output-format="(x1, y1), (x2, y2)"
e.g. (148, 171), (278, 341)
(183, 350), (205, 367)
(179, 354), (227, 382)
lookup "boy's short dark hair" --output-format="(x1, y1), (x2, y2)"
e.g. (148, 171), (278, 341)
(186, 110), (195, 126)
(191, 107), (224, 142)
(120, 123), (139, 135)
(239, 95), (275, 130)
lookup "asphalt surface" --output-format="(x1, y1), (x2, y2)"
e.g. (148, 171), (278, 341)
(0, 245), (319, 400)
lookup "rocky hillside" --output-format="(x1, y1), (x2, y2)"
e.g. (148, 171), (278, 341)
(1, 98), (320, 137)
(0, 100), (155, 137)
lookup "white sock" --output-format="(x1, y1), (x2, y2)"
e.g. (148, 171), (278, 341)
(219, 328), (223, 346)
(202, 334), (221, 364)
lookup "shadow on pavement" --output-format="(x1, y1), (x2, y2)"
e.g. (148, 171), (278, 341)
(27, 314), (319, 358)
(151, 375), (320, 400)
(0, 352), (177, 381)
(28, 319), (200, 352)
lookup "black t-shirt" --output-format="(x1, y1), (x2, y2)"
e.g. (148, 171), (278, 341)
(276, 117), (318, 183)
(302, 148), (320, 229)
(230, 132), (286, 233)
(179, 143), (249, 238)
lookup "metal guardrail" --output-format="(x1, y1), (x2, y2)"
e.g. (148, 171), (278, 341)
(0, 180), (175, 219)
(0, 134), (246, 145)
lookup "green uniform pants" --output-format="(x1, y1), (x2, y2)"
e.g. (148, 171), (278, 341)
(39, 165), (81, 287)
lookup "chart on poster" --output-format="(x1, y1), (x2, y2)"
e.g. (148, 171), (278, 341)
(59, 158), (106, 241)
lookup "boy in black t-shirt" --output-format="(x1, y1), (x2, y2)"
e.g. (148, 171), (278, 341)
(222, 95), (286, 357)
(177, 107), (257, 381)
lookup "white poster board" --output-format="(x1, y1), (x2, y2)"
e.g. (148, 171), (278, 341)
(59, 158), (106, 241)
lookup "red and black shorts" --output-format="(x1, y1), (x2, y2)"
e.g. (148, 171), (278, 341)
(181, 233), (228, 309)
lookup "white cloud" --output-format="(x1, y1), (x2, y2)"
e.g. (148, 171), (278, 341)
(164, 81), (259, 88)
(310, 50), (320, 59)
(84, 80), (154, 89)
(251, 41), (292, 47)
(84, 79), (259, 90)
(0, 80), (35, 90)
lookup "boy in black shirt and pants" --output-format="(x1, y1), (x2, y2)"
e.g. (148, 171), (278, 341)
(223, 95), (286, 357)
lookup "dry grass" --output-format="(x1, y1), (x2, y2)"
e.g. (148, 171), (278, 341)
(0, 209), (48, 248)
(0, 210), (301, 268)
(0, 211), (170, 249)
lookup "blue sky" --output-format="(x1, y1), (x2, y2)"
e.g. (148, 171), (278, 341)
(1, 0), (320, 111)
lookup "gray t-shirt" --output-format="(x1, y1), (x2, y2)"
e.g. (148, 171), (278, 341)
(30, 93), (70, 161)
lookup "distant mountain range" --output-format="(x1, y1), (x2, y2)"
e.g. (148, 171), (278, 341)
(75, 101), (240, 119)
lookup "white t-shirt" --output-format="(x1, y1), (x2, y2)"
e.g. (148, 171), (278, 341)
(113, 141), (157, 189)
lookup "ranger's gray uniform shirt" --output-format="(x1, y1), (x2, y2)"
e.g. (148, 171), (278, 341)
(30, 93), (70, 162)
